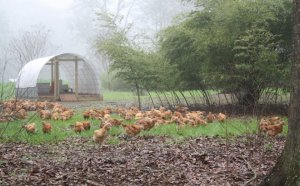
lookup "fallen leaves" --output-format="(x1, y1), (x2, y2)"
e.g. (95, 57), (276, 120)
(0, 136), (284, 185)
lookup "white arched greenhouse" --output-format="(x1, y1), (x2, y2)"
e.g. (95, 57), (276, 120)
(16, 53), (102, 101)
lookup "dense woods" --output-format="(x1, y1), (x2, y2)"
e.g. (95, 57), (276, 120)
(99, 0), (293, 108)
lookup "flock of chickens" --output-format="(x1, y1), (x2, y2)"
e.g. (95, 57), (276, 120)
(0, 99), (285, 145)
(259, 116), (285, 137)
(0, 99), (74, 122)
(75, 106), (227, 145)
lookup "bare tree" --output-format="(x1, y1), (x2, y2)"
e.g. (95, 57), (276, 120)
(8, 24), (54, 71)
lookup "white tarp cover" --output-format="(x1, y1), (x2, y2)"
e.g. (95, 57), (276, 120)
(16, 56), (54, 88)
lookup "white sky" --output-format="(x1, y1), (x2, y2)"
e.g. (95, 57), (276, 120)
(0, 0), (83, 54)
(32, 0), (73, 10)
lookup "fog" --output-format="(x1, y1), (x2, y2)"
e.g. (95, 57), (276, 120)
(0, 0), (81, 54)
(0, 0), (192, 82)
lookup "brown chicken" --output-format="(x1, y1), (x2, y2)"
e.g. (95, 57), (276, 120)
(187, 119), (197, 126)
(51, 112), (60, 120)
(151, 109), (162, 118)
(52, 106), (63, 113)
(109, 118), (123, 126)
(155, 119), (169, 126)
(125, 113), (134, 120)
(103, 108), (112, 115)
(95, 109), (105, 118)
(61, 110), (73, 121)
(74, 122), (85, 133)
(217, 113), (227, 122)
(135, 112), (144, 120)
(17, 109), (27, 119)
(161, 110), (172, 119)
(21, 101), (31, 110)
(171, 115), (185, 125)
(103, 114), (112, 120)
(186, 112), (199, 118)
(206, 112), (215, 123)
(122, 124), (144, 136)
(23, 123), (36, 134)
(39, 110), (52, 120)
(136, 118), (156, 130)
(42, 121), (52, 133)
(259, 118), (271, 133)
(269, 116), (281, 124)
(173, 111), (183, 118)
(82, 121), (91, 130)
(83, 110), (91, 119)
(266, 123), (284, 137)
(36, 101), (50, 110)
(175, 106), (188, 114)
(4, 107), (12, 115)
(195, 117), (207, 126)
(93, 123), (111, 145)
(115, 107), (126, 117)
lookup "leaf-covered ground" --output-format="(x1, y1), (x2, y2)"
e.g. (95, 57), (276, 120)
(0, 136), (284, 186)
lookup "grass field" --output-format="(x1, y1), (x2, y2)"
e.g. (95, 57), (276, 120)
(102, 91), (143, 102)
(0, 88), (289, 145)
(0, 82), (15, 100)
(101, 89), (290, 106)
(101, 90), (222, 106)
(0, 111), (288, 145)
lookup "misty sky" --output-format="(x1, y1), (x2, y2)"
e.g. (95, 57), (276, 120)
(0, 0), (191, 81)
(0, 0), (82, 54)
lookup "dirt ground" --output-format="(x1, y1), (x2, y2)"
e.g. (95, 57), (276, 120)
(0, 135), (284, 186)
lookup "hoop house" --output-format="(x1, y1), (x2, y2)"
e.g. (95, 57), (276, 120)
(16, 53), (101, 101)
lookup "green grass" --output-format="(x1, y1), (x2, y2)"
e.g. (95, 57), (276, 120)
(102, 89), (291, 105)
(102, 91), (141, 102)
(0, 82), (15, 100)
(140, 119), (261, 138)
(0, 112), (97, 144)
(0, 112), (288, 145)
(101, 90), (216, 104)
(0, 111), (128, 145)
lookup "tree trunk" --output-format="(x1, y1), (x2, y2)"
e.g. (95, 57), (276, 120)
(135, 82), (142, 110)
(260, 1), (300, 185)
